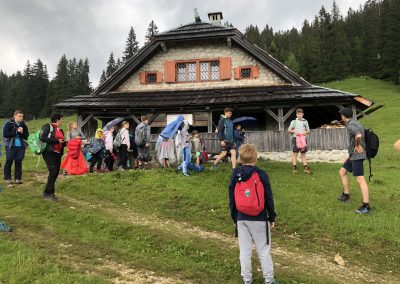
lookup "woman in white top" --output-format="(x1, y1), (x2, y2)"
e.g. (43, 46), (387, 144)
(118, 121), (130, 170)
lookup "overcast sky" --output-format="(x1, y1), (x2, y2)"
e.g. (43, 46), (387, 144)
(0, 0), (366, 87)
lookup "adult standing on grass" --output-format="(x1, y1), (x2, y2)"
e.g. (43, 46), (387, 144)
(212, 107), (237, 170)
(2, 110), (29, 187)
(288, 108), (311, 174)
(40, 114), (65, 201)
(337, 108), (371, 214)
(135, 116), (151, 169)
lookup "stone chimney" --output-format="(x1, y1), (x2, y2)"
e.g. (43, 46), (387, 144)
(208, 12), (223, 25)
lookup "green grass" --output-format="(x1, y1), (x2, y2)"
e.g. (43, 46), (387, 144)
(1, 78), (400, 283)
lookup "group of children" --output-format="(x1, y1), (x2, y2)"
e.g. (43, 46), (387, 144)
(61, 116), (152, 175)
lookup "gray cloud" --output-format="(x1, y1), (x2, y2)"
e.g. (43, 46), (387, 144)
(0, 0), (366, 87)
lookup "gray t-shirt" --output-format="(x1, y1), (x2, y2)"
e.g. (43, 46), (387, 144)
(288, 119), (310, 138)
(346, 118), (366, 160)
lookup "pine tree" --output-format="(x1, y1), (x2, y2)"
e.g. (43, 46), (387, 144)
(145, 20), (159, 43)
(99, 70), (107, 85)
(123, 27), (139, 61)
(285, 52), (301, 74)
(106, 52), (116, 78)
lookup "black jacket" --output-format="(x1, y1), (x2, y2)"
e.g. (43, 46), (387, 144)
(229, 165), (276, 222)
(2, 119), (29, 148)
(39, 123), (65, 154)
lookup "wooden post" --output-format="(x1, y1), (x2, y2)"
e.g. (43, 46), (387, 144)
(77, 113), (94, 132)
(207, 111), (213, 133)
(278, 108), (284, 131)
(352, 105), (357, 120)
(148, 112), (160, 124)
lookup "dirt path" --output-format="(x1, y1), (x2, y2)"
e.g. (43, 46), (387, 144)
(63, 195), (400, 284)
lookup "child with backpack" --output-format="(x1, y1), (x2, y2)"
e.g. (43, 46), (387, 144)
(229, 144), (276, 284)
(103, 126), (115, 171)
(135, 116), (151, 169)
(88, 128), (105, 173)
(66, 121), (86, 141)
(234, 124), (245, 159)
(288, 108), (311, 174)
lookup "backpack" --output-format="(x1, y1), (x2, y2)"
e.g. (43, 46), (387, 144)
(28, 123), (53, 155)
(2, 120), (13, 147)
(364, 128), (379, 181)
(89, 137), (105, 154)
(135, 125), (148, 147)
(113, 130), (125, 150)
(234, 171), (265, 216)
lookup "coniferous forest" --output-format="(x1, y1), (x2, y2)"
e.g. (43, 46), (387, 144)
(0, 0), (398, 119)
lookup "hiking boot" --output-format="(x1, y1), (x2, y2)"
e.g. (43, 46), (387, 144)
(355, 205), (371, 214)
(292, 165), (298, 174)
(15, 180), (23, 185)
(303, 166), (312, 174)
(337, 194), (350, 204)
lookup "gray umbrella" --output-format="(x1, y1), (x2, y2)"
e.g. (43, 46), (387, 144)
(103, 117), (124, 131)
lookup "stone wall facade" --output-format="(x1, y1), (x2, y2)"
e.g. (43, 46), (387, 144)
(117, 42), (288, 92)
(258, 150), (348, 163)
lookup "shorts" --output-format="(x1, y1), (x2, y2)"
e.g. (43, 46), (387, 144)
(342, 158), (364, 177)
(291, 137), (307, 153)
(220, 141), (235, 152)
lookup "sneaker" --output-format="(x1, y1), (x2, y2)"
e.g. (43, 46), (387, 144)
(117, 167), (126, 171)
(181, 172), (190, 177)
(5, 180), (13, 187)
(355, 206), (371, 214)
(292, 166), (298, 174)
(337, 194), (350, 204)
(43, 194), (58, 201)
(303, 166), (312, 174)
(15, 180), (23, 184)
(0, 222), (12, 232)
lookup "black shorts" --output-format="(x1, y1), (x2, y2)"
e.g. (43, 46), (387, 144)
(220, 141), (235, 152)
(291, 137), (308, 153)
(342, 158), (364, 177)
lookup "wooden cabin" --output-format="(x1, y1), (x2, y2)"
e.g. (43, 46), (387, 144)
(55, 12), (379, 154)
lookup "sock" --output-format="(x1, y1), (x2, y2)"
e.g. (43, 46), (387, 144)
(363, 202), (370, 208)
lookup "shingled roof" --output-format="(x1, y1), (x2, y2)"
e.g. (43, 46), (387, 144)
(55, 85), (370, 111)
(89, 20), (309, 97)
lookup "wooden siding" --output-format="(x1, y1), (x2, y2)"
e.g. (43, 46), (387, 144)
(146, 128), (348, 154)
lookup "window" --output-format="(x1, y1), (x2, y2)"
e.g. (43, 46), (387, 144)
(200, 61), (220, 81)
(240, 67), (252, 79)
(146, 73), (157, 84)
(177, 62), (197, 82)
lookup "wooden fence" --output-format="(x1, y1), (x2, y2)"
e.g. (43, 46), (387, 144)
(148, 128), (348, 153)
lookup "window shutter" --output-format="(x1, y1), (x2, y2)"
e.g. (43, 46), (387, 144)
(164, 61), (176, 83)
(156, 72), (163, 83)
(234, 67), (240, 80)
(219, 57), (231, 80)
(139, 72), (146, 84)
(252, 66), (259, 78)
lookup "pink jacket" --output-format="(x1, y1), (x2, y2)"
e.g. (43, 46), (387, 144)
(104, 131), (114, 152)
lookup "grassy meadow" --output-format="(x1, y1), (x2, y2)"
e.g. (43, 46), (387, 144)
(0, 77), (399, 283)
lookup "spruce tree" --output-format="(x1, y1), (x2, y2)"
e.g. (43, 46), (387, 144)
(123, 27), (139, 61)
(106, 52), (116, 78)
(145, 20), (159, 43)
(99, 70), (107, 85)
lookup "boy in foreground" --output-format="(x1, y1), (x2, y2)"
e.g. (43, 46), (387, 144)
(229, 144), (276, 284)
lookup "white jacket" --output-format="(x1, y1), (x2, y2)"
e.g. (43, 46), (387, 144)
(120, 128), (130, 149)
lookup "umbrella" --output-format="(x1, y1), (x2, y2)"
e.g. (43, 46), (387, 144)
(103, 117), (124, 131)
(232, 116), (257, 125)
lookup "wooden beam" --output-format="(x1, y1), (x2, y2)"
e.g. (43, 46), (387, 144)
(351, 105), (357, 119)
(227, 36), (232, 48)
(161, 42), (167, 52)
(265, 108), (278, 122)
(130, 114), (141, 124)
(77, 113), (94, 131)
(148, 112), (160, 124)
(283, 106), (297, 122)
(207, 111), (213, 133)
(278, 108), (284, 131)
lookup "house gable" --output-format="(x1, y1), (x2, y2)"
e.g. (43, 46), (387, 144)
(116, 41), (288, 92)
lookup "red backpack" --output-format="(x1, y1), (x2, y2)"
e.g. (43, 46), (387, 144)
(234, 172), (265, 216)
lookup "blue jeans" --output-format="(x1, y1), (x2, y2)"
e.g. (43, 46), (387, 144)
(4, 147), (25, 181)
(181, 146), (191, 174)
